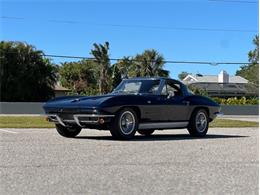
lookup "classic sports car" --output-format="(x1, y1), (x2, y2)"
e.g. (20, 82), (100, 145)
(43, 77), (221, 139)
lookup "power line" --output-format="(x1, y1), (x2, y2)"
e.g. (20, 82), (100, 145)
(2, 51), (255, 65)
(1, 16), (24, 20)
(208, 0), (258, 3)
(43, 54), (254, 65)
(0, 16), (257, 33)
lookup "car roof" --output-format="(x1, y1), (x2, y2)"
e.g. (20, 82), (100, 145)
(121, 77), (190, 96)
(124, 77), (181, 83)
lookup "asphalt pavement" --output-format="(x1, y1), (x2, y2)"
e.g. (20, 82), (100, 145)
(0, 127), (258, 195)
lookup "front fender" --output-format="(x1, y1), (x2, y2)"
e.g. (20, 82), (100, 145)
(99, 95), (148, 113)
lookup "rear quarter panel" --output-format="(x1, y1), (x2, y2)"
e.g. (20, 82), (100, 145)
(184, 95), (220, 121)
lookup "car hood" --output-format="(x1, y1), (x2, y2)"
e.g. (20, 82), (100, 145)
(43, 94), (115, 109)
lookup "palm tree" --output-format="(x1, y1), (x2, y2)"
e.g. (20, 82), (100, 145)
(248, 35), (259, 64)
(90, 42), (110, 94)
(115, 56), (135, 78)
(134, 49), (169, 77)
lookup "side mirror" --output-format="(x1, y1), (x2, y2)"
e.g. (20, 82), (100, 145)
(167, 91), (175, 99)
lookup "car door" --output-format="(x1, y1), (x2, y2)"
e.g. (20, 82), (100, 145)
(158, 80), (190, 122)
(138, 79), (166, 122)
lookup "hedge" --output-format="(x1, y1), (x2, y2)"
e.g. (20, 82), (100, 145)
(212, 97), (259, 105)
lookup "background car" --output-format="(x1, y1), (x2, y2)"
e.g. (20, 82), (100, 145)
(43, 77), (221, 139)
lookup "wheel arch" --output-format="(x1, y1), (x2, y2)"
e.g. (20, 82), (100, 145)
(117, 106), (141, 121)
(190, 106), (210, 121)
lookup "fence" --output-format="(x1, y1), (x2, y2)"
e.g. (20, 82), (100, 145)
(0, 102), (45, 114)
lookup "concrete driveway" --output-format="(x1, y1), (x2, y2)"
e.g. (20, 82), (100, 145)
(0, 127), (258, 195)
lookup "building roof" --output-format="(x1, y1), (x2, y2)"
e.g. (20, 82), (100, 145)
(183, 74), (248, 84)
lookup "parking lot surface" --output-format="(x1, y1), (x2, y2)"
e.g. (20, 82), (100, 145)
(0, 127), (258, 195)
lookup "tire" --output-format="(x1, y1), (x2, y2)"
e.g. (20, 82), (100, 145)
(110, 108), (138, 140)
(55, 124), (82, 138)
(138, 129), (155, 136)
(188, 109), (209, 137)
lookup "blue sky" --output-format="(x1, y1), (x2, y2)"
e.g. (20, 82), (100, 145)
(1, 0), (259, 79)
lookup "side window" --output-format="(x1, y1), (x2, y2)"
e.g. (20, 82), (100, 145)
(161, 84), (167, 96)
(140, 80), (160, 94)
(161, 81), (182, 97)
(148, 80), (160, 94)
(169, 83), (182, 96)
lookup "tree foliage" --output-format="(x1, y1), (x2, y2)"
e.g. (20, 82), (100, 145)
(178, 71), (190, 80)
(236, 35), (259, 86)
(188, 85), (208, 96)
(59, 60), (98, 95)
(0, 41), (171, 101)
(0, 41), (57, 102)
(115, 56), (135, 78)
(133, 49), (169, 77)
(90, 42), (111, 94)
(114, 50), (169, 78)
(111, 64), (122, 89)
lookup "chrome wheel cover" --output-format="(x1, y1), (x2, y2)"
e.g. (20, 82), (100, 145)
(119, 111), (135, 135)
(195, 112), (207, 132)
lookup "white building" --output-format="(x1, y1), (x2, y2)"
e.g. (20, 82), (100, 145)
(182, 71), (257, 97)
(182, 70), (248, 84)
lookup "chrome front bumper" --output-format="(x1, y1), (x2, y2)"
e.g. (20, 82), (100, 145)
(46, 114), (115, 127)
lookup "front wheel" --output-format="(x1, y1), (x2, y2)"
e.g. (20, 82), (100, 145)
(110, 108), (138, 140)
(55, 124), (82, 138)
(188, 109), (209, 137)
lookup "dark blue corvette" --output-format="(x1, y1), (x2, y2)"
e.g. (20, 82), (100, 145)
(43, 77), (221, 139)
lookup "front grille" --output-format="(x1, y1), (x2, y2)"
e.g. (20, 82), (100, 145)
(47, 107), (95, 114)
(59, 114), (74, 120)
(78, 116), (99, 122)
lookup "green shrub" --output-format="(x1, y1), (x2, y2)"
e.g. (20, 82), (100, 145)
(212, 97), (259, 105)
(188, 85), (208, 96)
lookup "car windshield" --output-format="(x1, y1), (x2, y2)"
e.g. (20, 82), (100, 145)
(113, 79), (161, 94)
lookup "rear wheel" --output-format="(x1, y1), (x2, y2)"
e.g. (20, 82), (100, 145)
(188, 109), (209, 137)
(110, 108), (138, 140)
(138, 129), (155, 136)
(55, 124), (82, 138)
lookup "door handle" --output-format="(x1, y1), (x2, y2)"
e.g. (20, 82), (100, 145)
(182, 100), (190, 105)
(147, 100), (151, 104)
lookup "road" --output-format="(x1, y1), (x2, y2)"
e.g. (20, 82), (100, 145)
(0, 127), (258, 195)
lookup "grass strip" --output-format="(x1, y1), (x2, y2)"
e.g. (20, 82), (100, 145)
(0, 116), (258, 128)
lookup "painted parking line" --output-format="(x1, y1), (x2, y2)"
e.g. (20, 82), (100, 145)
(0, 129), (18, 134)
